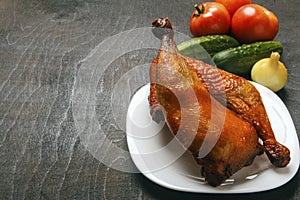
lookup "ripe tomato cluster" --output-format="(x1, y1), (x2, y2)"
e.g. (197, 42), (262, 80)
(189, 0), (279, 44)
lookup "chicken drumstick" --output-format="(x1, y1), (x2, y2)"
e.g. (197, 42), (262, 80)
(149, 17), (263, 186)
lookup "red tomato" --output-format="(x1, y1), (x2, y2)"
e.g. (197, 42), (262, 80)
(190, 2), (230, 37)
(231, 4), (279, 44)
(215, 0), (252, 17)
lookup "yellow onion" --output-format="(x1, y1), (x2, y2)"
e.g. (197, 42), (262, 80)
(251, 52), (288, 92)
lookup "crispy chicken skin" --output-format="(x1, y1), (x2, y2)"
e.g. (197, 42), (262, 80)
(149, 18), (290, 170)
(150, 17), (263, 186)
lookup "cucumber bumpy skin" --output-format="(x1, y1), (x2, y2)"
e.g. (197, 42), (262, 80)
(177, 35), (239, 60)
(212, 41), (283, 78)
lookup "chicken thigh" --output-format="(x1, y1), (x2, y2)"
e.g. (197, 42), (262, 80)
(149, 17), (263, 186)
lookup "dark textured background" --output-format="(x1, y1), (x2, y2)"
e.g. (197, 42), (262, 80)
(0, 0), (299, 199)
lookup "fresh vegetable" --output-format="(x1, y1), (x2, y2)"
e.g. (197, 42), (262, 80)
(215, 0), (252, 17)
(251, 52), (288, 92)
(190, 2), (230, 37)
(212, 41), (283, 77)
(177, 35), (239, 58)
(231, 4), (279, 44)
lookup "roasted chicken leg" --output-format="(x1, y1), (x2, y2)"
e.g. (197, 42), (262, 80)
(150, 17), (263, 186)
(149, 18), (290, 169)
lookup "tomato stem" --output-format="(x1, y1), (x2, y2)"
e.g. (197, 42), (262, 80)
(194, 3), (204, 17)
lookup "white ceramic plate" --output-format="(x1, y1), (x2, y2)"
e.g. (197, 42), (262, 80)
(126, 82), (300, 193)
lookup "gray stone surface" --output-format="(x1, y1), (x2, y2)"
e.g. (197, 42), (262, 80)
(0, 0), (299, 199)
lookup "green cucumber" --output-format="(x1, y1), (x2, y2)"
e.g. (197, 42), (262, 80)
(212, 41), (283, 78)
(177, 35), (239, 60)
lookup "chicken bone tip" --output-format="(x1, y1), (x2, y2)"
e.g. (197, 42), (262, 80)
(152, 17), (174, 39)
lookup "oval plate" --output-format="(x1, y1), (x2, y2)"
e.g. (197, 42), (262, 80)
(126, 82), (300, 193)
